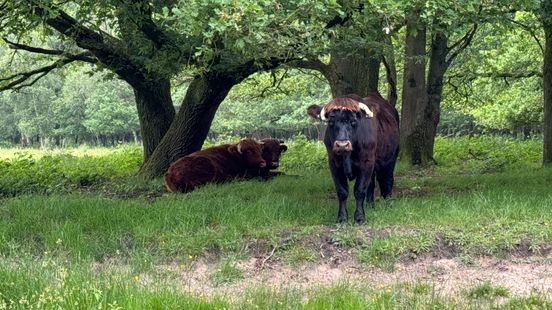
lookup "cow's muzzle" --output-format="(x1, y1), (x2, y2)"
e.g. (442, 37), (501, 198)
(259, 161), (267, 168)
(333, 140), (353, 153)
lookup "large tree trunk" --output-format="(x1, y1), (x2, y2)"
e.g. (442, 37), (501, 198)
(543, 2), (552, 165)
(138, 74), (237, 179)
(400, 10), (428, 165)
(138, 57), (280, 179)
(134, 79), (175, 162)
(325, 47), (381, 97)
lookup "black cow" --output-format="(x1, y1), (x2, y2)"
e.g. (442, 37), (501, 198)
(307, 93), (399, 224)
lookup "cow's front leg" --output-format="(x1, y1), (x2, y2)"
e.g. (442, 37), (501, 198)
(354, 167), (374, 224)
(331, 169), (349, 223)
(366, 171), (376, 208)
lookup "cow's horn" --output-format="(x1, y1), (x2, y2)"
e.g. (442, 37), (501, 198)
(320, 107), (327, 121)
(359, 103), (374, 118)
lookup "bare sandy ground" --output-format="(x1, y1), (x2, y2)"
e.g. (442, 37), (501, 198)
(173, 252), (552, 300)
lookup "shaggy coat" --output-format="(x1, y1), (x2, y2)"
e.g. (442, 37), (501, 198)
(256, 138), (287, 178)
(307, 93), (399, 224)
(164, 139), (266, 192)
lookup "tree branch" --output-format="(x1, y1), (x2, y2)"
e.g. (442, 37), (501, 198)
(325, 4), (364, 28)
(290, 58), (330, 76)
(131, 2), (175, 49)
(3, 38), (97, 63)
(446, 24), (478, 65)
(382, 55), (397, 106)
(0, 54), (87, 91)
(448, 70), (543, 81)
(26, 0), (151, 88)
(478, 71), (543, 78)
(258, 68), (290, 98)
(507, 18), (544, 54)
(3, 38), (67, 56)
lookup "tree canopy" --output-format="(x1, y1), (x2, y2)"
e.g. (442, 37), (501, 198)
(1, 0), (551, 172)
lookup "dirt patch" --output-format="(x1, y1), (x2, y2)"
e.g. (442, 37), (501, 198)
(174, 255), (552, 300)
(243, 237), (272, 257)
(160, 228), (552, 300)
(432, 234), (460, 259)
(512, 238), (552, 257)
(298, 229), (354, 267)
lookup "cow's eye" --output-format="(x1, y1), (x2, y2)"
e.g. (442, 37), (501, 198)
(351, 121), (357, 127)
(328, 121), (335, 127)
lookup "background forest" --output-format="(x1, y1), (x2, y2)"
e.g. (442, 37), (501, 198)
(0, 1), (546, 150)
(0, 19), (544, 146)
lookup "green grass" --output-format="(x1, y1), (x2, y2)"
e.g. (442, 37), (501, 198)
(280, 245), (318, 265)
(0, 137), (551, 307)
(211, 256), (244, 286)
(466, 281), (509, 299)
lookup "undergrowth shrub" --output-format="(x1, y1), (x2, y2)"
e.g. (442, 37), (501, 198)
(434, 136), (542, 173)
(279, 135), (327, 172)
(0, 145), (142, 197)
(0, 136), (544, 197)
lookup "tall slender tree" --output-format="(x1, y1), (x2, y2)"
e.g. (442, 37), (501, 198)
(541, 0), (552, 165)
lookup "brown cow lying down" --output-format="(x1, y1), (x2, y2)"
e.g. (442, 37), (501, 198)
(165, 138), (267, 192)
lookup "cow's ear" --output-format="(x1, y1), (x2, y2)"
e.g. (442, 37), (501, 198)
(280, 145), (288, 152)
(228, 144), (240, 155)
(307, 105), (323, 120)
(358, 103), (374, 118)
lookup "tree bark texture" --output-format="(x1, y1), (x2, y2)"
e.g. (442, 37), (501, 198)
(134, 79), (175, 162)
(325, 47), (381, 97)
(399, 10), (428, 165)
(422, 32), (449, 162)
(542, 1), (552, 166)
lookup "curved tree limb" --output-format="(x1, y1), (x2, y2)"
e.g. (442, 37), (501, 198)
(129, 1), (175, 50)
(3, 38), (69, 56)
(446, 24), (478, 65)
(25, 0), (155, 88)
(0, 52), (92, 91)
(507, 18), (544, 54)
(290, 58), (330, 76)
(446, 70), (543, 87)
(3, 37), (97, 63)
(477, 71), (543, 78)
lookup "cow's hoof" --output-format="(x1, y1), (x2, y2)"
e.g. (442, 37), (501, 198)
(354, 214), (366, 225)
(336, 217), (348, 224)
(383, 198), (395, 207)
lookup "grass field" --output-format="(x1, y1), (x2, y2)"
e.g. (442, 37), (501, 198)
(0, 136), (551, 309)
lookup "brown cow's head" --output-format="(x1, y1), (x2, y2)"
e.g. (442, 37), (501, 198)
(228, 138), (267, 168)
(260, 138), (287, 169)
(307, 95), (373, 155)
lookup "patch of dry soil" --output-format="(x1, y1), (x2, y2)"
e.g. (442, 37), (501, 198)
(174, 254), (552, 300)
